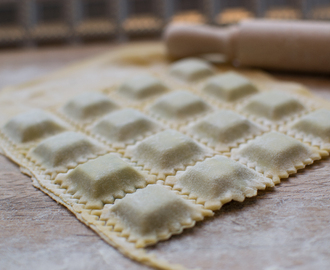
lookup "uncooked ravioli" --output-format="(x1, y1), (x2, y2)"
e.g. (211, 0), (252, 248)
(0, 48), (329, 270)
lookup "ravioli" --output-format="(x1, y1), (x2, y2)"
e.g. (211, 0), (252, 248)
(169, 57), (214, 81)
(186, 110), (263, 151)
(242, 91), (306, 122)
(55, 153), (150, 209)
(91, 108), (162, 146)
(28, 131), (105, 176)
(231, 132), (324, 184)
(203, 72), (258, 102)
(125, 129), (212, 177)
(1, 109), (68, 145)
(118, 74), (168, 100)
(167, 156), (273, 210)
(61, 92), (120, 122)
(149, 90), (210, 122)
(106, 185), (213, 247)
(289, 109), (330, 151)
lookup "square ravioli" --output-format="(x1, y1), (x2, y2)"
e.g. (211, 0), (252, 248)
(117, 74), (168, 100)
(186, 110), (263, 151)
(91, 109), (162, 146)
(1, 109), (68, 144)
(125, 129), (212, 177)
(231, 132), (323, 184)
(148, 90), (210, 122)
(288, 109), (330, 151)
(241, 91), (305, 122)
(55, 153), (151, 209)
(61, 92), (120, 122)
(169, 57), (214, 81)
(167, 156), (273, 210)
(28, 131), (105, 175)
(203, 71), (258, 102)
(107, 185), (212, 247)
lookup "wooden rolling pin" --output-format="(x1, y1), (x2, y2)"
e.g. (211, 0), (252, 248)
(164, 20), (330, 73)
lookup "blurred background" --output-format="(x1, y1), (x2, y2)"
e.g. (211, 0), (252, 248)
(0, 0), (330, 48)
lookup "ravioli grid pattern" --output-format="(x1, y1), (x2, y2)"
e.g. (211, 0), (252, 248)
(1, 55), (330, 270)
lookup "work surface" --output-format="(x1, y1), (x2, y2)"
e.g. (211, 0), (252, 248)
(1, 44), (330, 270)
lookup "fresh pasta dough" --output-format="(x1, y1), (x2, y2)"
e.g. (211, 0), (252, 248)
(0, 44), (329, 270)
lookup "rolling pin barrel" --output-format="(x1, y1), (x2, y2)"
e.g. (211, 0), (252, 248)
(164, 20), (330, 73)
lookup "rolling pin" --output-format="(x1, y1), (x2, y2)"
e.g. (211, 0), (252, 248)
(164, 20), (330, 73)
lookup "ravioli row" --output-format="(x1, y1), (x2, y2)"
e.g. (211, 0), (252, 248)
(2, 86), (328, 155)
(2, 58), (315, 146)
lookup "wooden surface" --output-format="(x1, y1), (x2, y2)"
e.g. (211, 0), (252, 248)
(1, 44), (330, 270)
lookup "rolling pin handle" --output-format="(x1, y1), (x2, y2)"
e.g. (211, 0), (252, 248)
(164, 23), (238, 60)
